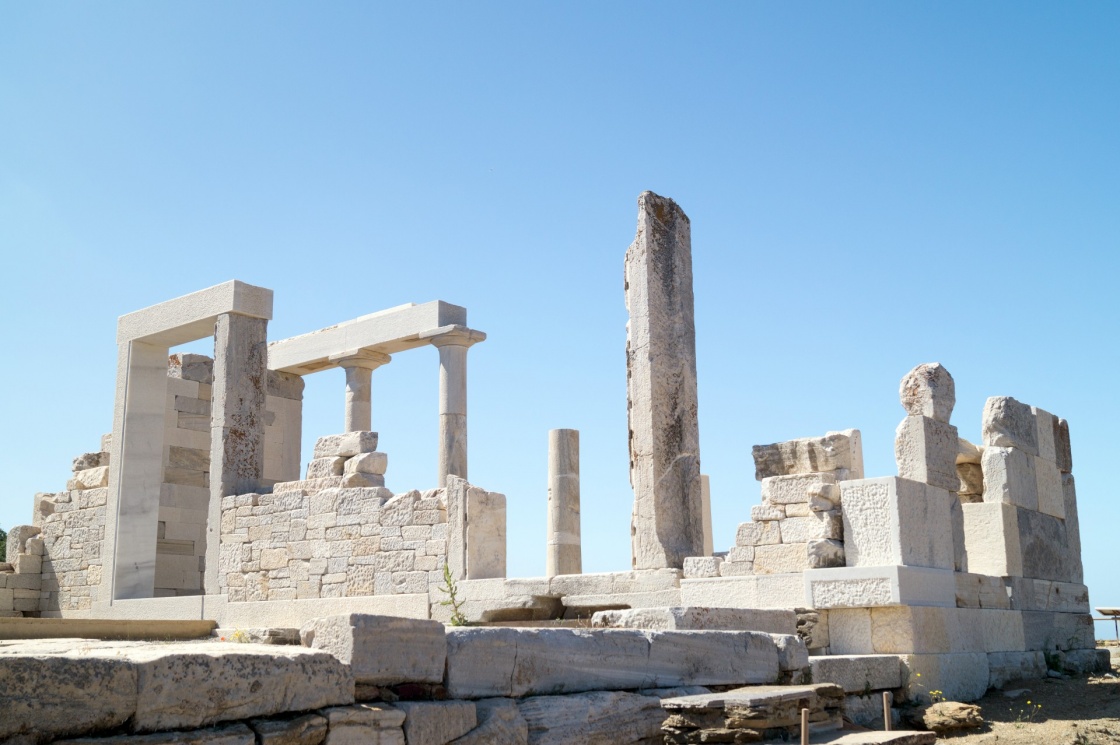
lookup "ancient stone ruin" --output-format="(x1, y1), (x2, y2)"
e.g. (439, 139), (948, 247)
(0, 191), (1107, 744)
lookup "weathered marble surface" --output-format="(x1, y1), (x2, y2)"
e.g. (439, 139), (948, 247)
(625, 191), (704, 570)
(299, 613), (446, 685)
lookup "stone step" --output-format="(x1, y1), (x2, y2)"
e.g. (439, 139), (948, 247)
(798, 731), (936, 744)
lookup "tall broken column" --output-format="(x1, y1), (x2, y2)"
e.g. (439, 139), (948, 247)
(547, 428), (581, 577)
(625, 191), (704, 570)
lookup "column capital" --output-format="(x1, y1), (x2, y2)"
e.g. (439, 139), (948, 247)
(422, 325), (487, 349)
(330, 348), (392, 370)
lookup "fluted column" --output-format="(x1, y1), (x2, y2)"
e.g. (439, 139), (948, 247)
(332, 349), (391, 433)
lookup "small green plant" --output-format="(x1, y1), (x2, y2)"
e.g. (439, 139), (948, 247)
(1010, 699), (1043, 728)
(437, 563), (468, 626)
(910, 672), (945, 704)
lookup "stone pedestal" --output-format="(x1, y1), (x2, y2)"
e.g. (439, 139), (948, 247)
(547, 429), (581, 577)
(625, 191), (704, 570)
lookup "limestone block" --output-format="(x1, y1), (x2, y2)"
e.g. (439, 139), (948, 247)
(465, 488), (506, 580)
(809, 654), (902, 694)
(753, 433), (861, 481)
(678, 574), (808, 610)
(625, 191), (704, 571)
(320, 704), (405, 745)
(1055, 417), (1073, 473)
(67, 466), (110, 491)
(14, 554), (42, 575)
(956, 462), (983, 501)
(591, 607), (797, 634)
(300, 614), (446, 685)
(1056, 648), (1111, 675)
(1031, 406), (1057, 462)
(772, 633), (810, 672)
(1021, 610), (1095, 651)
(751, 504), (785, 521)
(517, 690), (667, 745)
(987, 651), (1046, 688)
(735, 520), (780, 546)
(899, 363), (955, 423)
(807, 539), (845, 569)
(341, 472), (385, 489)
(1034, 456), (1064, 518)
(268, 369), (306, 401)
(867, 607), (981, 655)
(761, 473), (836, 505)
(170, 352), (215, 384)
(844, 691), (899, 729)
(961, 502), (1022, 577)
(345, 452), (388, 476)
(894, 416), (959, 492)
(5, 526), (40, 562)
(683, 556), (723, 578)
(982, 397), (1038, 455)
(395, 701), (477, 745)
(900, 653), (989, 704)
(444, 627), (778, 698)
(314, 432), (378, 459)
(805, 566), (958, 610)
(448, 698), (528, 745)
(249, 713), (329, 745)
(753, 543), (810, 574)
(1061, 474), (1084, 583)
(840, 478), (955, 571)
(307, 457), (346, 480)
(1018, 507), (1073, 582)
(57, 723), (256, 744)
(954, 573), (1012, 610)
(781, 512), (842, 544)
(73, 451), (110, 472)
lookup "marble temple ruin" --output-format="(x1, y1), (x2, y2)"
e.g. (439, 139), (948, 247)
(0, 191), (1109, 745)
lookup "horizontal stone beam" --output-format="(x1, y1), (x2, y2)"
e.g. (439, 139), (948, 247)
(267, 301), (470, 374)
(116, 280), (273, 346)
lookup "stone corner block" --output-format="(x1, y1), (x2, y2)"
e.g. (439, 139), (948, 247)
(300, 613), (446, 685)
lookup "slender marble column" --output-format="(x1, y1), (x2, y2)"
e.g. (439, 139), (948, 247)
(429, 328), (484, 487)
(547, 428), (581, 577)
(334, 350), (391, 432)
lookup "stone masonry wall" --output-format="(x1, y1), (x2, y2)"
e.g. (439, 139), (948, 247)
(32, 486), (107, 614)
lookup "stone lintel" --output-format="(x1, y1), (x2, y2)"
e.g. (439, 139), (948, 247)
(116, 280), (273, 346)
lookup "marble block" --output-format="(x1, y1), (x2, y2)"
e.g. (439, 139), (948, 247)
(840, 478), (955, 571)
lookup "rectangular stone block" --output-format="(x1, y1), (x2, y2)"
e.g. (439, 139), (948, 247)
(306, 457), (346, 479)
(954, 572), (1012, 610)
(313, 432), (378, 459)
(900, 652), (989, 704)
(894, 416), (959, 492)
(1061, 474), (1083, 583)
(804, 566), (957, 610)
(735, 520), (780, 546)
(1034, 456), (1064, 519)
(465, 488), (506, 581)
(809, 654), (901, 694)
(1032, 406), (1057, 462)
(761, 473), (836, 505)
(780, 512), (842, 544)
(682, 556), (723, 579)
(840, 477), (954, 570)
(961, 502), (1022, 577)
(67, 466), (110, 491)
(982, 396), (1038, 455)
(679, 574), (807, 610)
(590, 606), (797, 635)
(345, 452), (388, 476)
(981, 446), (1037, 510)
(753, 543), (810, 574)
(299, 614), (446, 685)
(395, 701), (476, 745)
(987, 651), (1046, 688)
(752, 432), (861, 481)
(1017, 507), (1073, 582)
(868, 606), (981, 654)
(1021, 610), (1095, 651)
(1006, 577), (1090, 613)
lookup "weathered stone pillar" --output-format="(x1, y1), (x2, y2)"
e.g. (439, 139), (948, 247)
(430, 328), (485, 487)
(204, 312), (268, 594)
(625, 191), (704, 570)
(334, 350), (391, 432)
(547, 428), (581, 577)
(700, 474), (713, 556)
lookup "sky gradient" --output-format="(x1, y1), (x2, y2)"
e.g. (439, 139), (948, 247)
(2, 3), (1118, 634)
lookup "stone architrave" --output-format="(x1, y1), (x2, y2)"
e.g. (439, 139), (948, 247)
(547, 429), (581, 577)
(624, 191), (704, 570)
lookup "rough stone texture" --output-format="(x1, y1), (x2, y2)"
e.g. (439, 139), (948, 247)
(299, 614), (446, 685)
(982, 397), (1038, 455)
(956, 462), (984, 501)
(320, 704), (405, 745)
(919, 701), (983, 733)
(810, 655), (902, 694)
(987, 651), (1046, 688)
(682, 556), (723, 578)
(1055, 417), (1073, 473)
(1021, 610), (1095, 651)
(894, 416), (959, 492)
(845, 691), (899, 729)
(590, 606), (797, 635)
(660, 684), (845, 743)
(981, 446), (1038, 511)
(6, 526), (40, 563)
(448, 698), (528, 745)
(211, 313), (268, 500)
(518, 689), (674, 745)
(1034, 456), (1064, 518)
(899, 363), (955, 423)
(625, 191), (704, 570)
(170, 352), (216, 384)
(395, 701), (477, 745)
(961, 502), (1022, 577)
(0, 640), (352, 741)
(840, 478), (954, 571)
(444, 627), (779, 698)
(808, 538), (846, 569)
(250, 713), (329, 745)
(753, 543), (811, 574)
(314, 432), (379, 459)
(58, 723), (257, 744)
(1061, 474), (1084, 583)
(900, 653), (990, 704)
(753, 432), (863, 482)
(1017, 507), (1074, 582)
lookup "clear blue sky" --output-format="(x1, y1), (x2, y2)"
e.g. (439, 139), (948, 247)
(2, 3), (1118, 633)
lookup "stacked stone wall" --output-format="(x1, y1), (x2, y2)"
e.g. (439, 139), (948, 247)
(32, 486), (107, 614)
(218, 483), (449, 602)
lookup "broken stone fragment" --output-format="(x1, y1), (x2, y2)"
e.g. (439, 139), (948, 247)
(344, 451), (388, 476)
(752, 433), (860, 481)
(313, 431), (378, 459)
(807, 538), (845, 568)
(981, 396), (1038, 455)
(898, 362), (955, 423)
